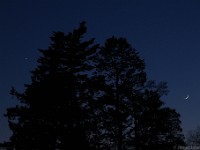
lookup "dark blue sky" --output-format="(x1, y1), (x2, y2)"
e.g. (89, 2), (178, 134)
(1, 0), (200, 142)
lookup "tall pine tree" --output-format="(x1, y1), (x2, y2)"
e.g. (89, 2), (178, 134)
(5, 22), (98, 149)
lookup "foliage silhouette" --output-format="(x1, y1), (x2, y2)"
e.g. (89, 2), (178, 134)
(92, 37), (146, 150)
(3, 22), (185, 150)
(4, 22), (98, 149)
(133, 89), (185, 150)
(187, 126), (200, 146)
(91, 37), (185, 150)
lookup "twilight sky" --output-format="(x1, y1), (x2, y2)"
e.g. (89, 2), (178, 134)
(0, 0), (200, 142)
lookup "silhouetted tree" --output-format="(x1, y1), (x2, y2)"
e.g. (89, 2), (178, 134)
(187, 126), (200, 146)
(133, 88), (185, 150)
(92, 37), (146, 149)
(92, 37), (185, 150)
(5, 22), (98, 149)
(3, 22), (185, 150)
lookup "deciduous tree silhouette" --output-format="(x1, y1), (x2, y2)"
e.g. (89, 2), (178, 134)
(133, 88), (185, 150)
(92, 37), (185, 150)
(187, 126), (200, 146)
(93, 37), (146, 150)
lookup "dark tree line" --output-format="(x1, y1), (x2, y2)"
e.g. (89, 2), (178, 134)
(2, 22), (185, 149)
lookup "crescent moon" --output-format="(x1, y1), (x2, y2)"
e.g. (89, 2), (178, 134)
(185, 95), (189, 100)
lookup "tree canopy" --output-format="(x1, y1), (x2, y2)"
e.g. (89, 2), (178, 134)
(3, 22), (185, 150)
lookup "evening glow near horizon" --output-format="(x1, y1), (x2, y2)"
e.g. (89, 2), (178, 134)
(0, 0), (200, 141)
